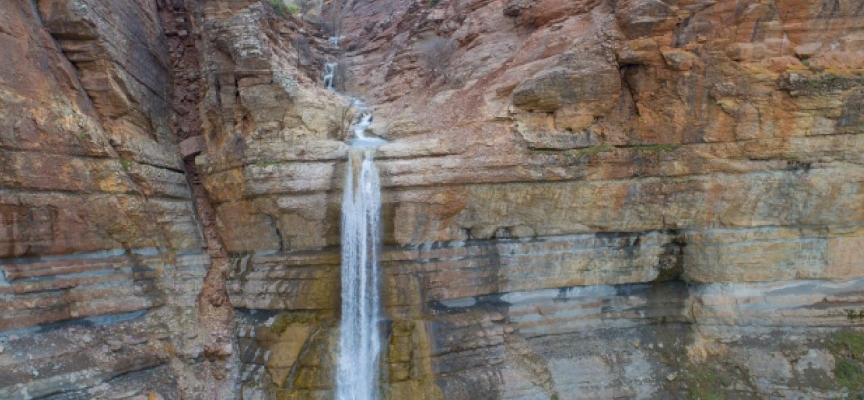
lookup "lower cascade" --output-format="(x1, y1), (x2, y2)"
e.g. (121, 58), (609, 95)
(337, 144), (384, 399)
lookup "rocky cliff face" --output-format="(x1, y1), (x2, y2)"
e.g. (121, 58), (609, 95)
(1, 0), (863, 399)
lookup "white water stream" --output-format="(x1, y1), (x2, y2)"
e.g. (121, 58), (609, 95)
(337, 146), (382, 400)
(323, 62), (337, 90)
(324, 55), (386, 400)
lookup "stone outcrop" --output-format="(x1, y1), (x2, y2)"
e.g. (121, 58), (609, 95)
(0, 0), (203, 328)
(1, 0), (864, 398)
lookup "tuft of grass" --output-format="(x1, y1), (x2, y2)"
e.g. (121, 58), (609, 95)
(120, 159), (132, 171)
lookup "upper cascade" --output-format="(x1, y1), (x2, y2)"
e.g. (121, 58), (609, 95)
(323, 62), (337, 91)
(321, 59), (386, 147)
(348, 99), (386, 147)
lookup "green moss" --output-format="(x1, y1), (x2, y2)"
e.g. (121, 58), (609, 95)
(78, 131), (90, 140)
(120, 159), (132, 171)
(529, 145), (615, 159)
(269, 311), (320, 334)
(575, 144), (616, 156)
(826, 330), (864, 393)
(785, 72), (864, 94)
(631, 144), (678, 152)
(694, 392), (724, 400)
(828, 330), (864, 357)
(681, 363), (727, 400)
(528, 148), (558, 155)
(254, 160), (282, 168)
(835, 359), (864, 391)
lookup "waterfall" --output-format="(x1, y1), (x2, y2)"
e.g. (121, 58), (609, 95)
(323, 50), (387, 399)
(337, 147), (383, 400)
(353, 103), (373, 140)
(324, 62), (337, 90)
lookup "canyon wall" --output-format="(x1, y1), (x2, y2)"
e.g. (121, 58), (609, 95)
(1, 0), (863, 398)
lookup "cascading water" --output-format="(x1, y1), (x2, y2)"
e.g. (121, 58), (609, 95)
(337, 146), (383, 400)
(324, 54), (386, 400)
(348, 99), (386, 145)
(353, 107), (374, 140)
(323, 62), (337, 90)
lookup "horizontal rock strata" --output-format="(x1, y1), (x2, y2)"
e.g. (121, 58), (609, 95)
(2, 0), (864, 398)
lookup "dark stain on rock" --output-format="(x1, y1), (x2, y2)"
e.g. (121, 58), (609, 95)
(654, 230), (685, 282)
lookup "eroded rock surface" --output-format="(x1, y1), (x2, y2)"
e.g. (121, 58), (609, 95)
(2, 0), (864, 398)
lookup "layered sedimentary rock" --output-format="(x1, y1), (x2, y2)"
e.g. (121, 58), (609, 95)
(0, 0), (199, 330)
(198, 0), (864, 398)
(0, 0), (223, 397)
(2, 0), (864, 398)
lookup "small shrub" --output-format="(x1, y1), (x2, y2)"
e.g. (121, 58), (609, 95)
(268, 0), (289, 17)
(417, 36), (458, 80)
(291, 35), (312, 67)
(330, 103), (356, 140)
